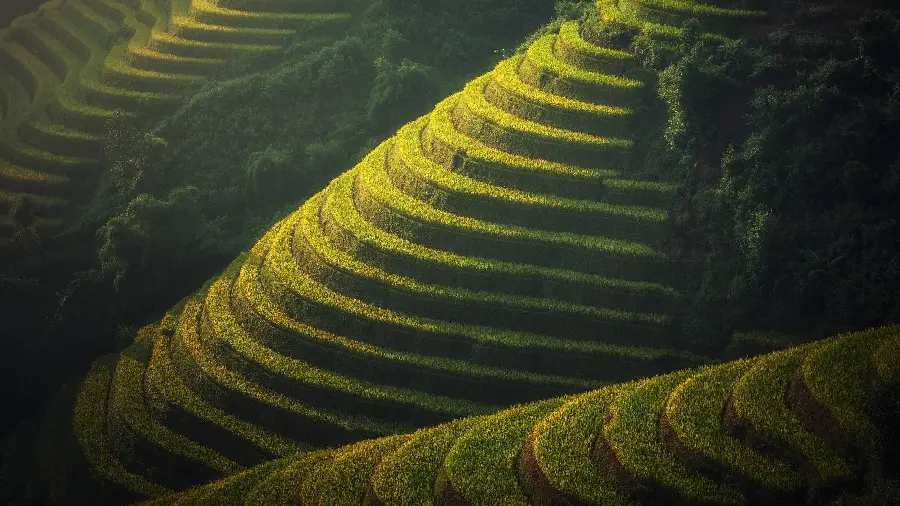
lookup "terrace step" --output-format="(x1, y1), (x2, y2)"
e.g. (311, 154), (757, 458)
(240, 220), (603, 401)
(36, 12), (132, 132)
(365, 417), (482, 504)
(554, 21), (637, 75)
(320, 165), (682, 317)
(599, 370), (745, 504)
(302, 183), (673, 346)
(0, 159), (69, 196)
(0, 40), (54, 105)
(147, 31), (283, 59)
(662, 361), (804, 503)
(523, 385), (636, 505)
(72, 356), (171, 503)
(217, 0), (354, 15)
(596, 0), (732, 44)
(79, 75), (181, 111)
(248, 451), (335, 505)
(59, 0), (122, 44)
(14, 17), (119, 146)
(390, 119), (667, 242)
(143, 323), (302, 468)
(616, 0), (769, 39)
(170, 19), (295, 46)
(726, 347), (855, 499)
(200, 269), (486, 429)
(438, 399), (564, 502)
(0, 190), (67, 215)
(189, 0), (351, 30)
(167, 297), (401, 448)
(126, 47), (226, 75)
(520, 34), (645, 108)
(51, 87), (124, 133)
(484, 54), (633, 138)
(452, 76), (632, 171)
(0, 135), (95, 177)
(127, 326), (900, 505)
(789, 327), (897, 467)
(12, 20), (82, 87)
(101, 57), (204, 94)
(299, 436), (410, 503)
(422, 93), (674, 204)
(105, 339), (239, 491)
(80, 0), (143, 27)
(353, 141), (678, 284)
(19, 120), (102, 158)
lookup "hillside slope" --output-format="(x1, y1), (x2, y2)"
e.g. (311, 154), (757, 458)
(0, 0), (845, 504)
(0, 0), (353, 244)
(140, 324), (900, 505)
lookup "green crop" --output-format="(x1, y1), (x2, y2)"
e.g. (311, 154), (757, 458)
(356, 140), (663, 259)
(664, 360), (801, 493)
(442, 399), (565, 504)
(454, 74), (633, 166)
(108, 339), (243, 476)
(555, 21), (635, 73)
(73, 358), (172, 498)
(729, 347), (853, 482)
(531, 385), (636, 504)
(800, 326), (900, 449)
(370, 417), (484, 505)
(175, 296), (400, 435)
(311, 435), (411, 505)
(204, 263), (491, 418)
(145, 326), (302, 457)
(322, 165), (682, 307)
(255, 208), (607, 388)
(604, 370), (744, 505)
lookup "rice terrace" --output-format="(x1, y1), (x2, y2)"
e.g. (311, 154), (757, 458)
(0, 0), (898, 504)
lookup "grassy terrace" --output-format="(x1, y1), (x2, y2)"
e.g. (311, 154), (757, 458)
(1, 3), (811, 502)
(0, 0), (352, 238)
(617, 0), (768, 38)
(135, 325), (899, 504)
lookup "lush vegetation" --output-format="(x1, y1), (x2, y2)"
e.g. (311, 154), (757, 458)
(0, 0), (561, 436)
(2, 0), (708, 500)
(2, 0), (900, 503)
(625, 2), (900, 349)
(136, 325), (899, 505)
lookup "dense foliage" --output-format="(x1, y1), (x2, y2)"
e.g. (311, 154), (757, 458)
(641, 6), (900, 347)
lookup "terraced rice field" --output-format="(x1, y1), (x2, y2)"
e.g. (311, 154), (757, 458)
(6, 0), (863, 504)
(0, 0), (352, 244)
(0, 5), (715, 500)
(136, 325), (900, 505)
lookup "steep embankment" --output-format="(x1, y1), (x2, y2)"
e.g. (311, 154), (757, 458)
(0, 0), (353, 244)
(140, 325), (900, 505)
